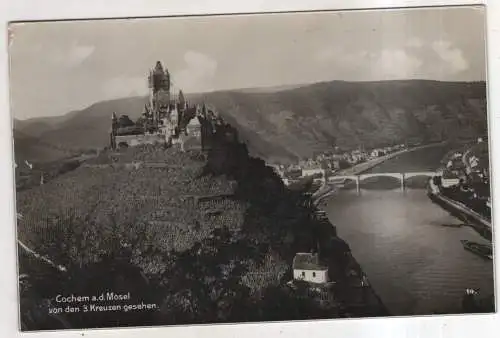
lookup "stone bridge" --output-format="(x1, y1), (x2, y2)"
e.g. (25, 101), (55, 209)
(328, 171), (436, 193)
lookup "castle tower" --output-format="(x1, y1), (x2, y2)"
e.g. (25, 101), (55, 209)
(148, 61), (171, 126)
(111, 112), (118, 130)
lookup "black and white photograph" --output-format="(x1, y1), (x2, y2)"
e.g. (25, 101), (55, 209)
(9, 5), (494, 331)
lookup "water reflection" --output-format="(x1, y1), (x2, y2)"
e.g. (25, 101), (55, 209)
(325, 188), (494, 315)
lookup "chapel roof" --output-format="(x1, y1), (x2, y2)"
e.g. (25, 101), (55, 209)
(292, 252), (328, 271)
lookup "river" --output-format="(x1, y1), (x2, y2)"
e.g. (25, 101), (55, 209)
(325, 144), (495, 315)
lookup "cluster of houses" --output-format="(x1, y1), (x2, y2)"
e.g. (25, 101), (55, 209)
(438, 137), (489, 188)
(432, 137), (491, 215)
(270, 143), (407, 186)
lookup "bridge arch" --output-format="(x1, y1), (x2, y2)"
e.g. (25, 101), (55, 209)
(359, 172), (403, 181)
(325, 171), (436, 193)
(403, 171), (436, 179)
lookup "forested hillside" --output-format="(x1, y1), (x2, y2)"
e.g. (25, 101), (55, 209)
(13, 80), (487, 164)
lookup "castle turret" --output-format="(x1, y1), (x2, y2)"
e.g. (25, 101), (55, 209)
(179, 90), (186, 110)
(112, 111), (117, 127)
(110, 112), (118, 149)
(201, 103), (207, 118)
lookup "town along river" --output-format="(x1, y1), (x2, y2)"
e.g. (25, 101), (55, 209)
(325, 144), (494, 315)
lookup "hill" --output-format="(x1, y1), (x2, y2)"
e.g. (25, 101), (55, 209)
(229, 83), (306, 94)
(17, 130), (384, 328)
(13, 80), (487, 163)
(15, 97), (149, 152)
(195, 80), (487, 162)
(13, 129), (75, 164)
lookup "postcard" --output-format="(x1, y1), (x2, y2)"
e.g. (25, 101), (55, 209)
(8, 5), (493, 331)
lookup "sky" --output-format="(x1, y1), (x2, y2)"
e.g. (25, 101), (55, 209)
(9, 6), (486, 120)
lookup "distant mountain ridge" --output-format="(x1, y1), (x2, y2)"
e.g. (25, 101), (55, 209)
(13, 79), (487, 163)
(194, 79), (487, 162)
(13, 129), (75, 164)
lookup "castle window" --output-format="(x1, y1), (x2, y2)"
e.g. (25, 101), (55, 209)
(301, 272), (305, 278)
(313, 272), (316, 277)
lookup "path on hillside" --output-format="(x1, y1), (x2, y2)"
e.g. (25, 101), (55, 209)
(17, 214), (67, 272)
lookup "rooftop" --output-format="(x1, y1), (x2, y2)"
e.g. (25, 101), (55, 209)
(292, 252), (328, 271)
(187, 116), (201, 127)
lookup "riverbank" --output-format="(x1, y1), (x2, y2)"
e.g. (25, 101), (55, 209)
(428, 180), (491, 241)
(430, 140), (491, 239)
(312, 142), (447, 203)
(326, 188), (494, 315)
(324, 143), (494, 315)
(338, 253), (391, 317)
(336, 142), (447, 176)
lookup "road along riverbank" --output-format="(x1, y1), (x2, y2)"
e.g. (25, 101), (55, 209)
(323, 144), (494, 315)
(313, 142), (446, 203)
(428, 179), (492, 241)
(336, 142), (447, 176)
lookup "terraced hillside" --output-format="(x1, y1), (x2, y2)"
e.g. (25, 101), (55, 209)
(18, 147), (248, 260)
(18, 137), (378, 329)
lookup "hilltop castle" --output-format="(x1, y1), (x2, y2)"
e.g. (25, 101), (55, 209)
(110, 61), (212, 151)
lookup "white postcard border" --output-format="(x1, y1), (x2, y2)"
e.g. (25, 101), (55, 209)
(0, 1), (498, 337)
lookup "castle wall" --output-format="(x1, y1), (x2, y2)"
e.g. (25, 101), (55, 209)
(183, 135), (202, 151)
(115, 134), (166, 147)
